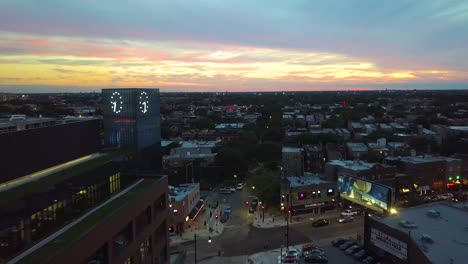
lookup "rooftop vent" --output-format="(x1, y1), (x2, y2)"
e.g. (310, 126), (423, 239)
(399, 220), (418, 229)
(427, 210), (441, 218)
(421, 234), (434, 244)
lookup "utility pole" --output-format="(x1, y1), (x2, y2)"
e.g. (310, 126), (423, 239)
(194, 233), (197, 264)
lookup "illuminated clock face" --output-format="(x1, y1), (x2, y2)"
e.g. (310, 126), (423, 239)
(110, 91), (123, 113)
(139, 91), (149, 114)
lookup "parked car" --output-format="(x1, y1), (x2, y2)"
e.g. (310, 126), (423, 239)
(331, 238), (347, 247)
(339, 241), (356, 250)
(304, 255), (328, 263)
(440, 193), (454, 200)
(345, 245), (362, 255)
(337, 216), (354, 223)
(353, 249), (368, 260)
(302, 244), (321, 252)
(220, 214), (229, 223)
(340, 209), (361, 217)
(283, 255), (299, 263)
(236, 183), (245, 190)
(283, 248), (301, 257)
(312, 219), (329, 228)
(362, 256), (375, 264)
(303, 249), (326, 257)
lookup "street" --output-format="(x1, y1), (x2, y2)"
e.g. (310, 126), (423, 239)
(181, 187), (364, 263)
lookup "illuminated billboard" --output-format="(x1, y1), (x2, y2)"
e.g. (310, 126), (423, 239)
(337, 174), (392, 213)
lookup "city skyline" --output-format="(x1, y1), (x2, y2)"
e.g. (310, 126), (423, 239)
(1, 0), (468, 92)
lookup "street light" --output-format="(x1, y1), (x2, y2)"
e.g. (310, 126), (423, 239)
(252, 186), (255, 190)
(208, 236), (212, 243)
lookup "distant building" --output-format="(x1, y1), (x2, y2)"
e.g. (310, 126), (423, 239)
(102, 88), (162, 170)
(303, 144), (325, 173)
(346, 142), (369, 160)
(385, 155), (462, 193)
(348, 122), (364, 133)
(282, 147), (304, 177)
(281, 174), (338, 216)
(163, 140), (220, 168)
(325, 160), (396, 188)
(0, 92), (15, 102)
(168, 183), (202, 235)
(364, 203), (468, 264)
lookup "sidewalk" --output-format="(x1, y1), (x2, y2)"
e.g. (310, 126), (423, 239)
(170, 194), (227, 245)
(253, 209), (343, 229)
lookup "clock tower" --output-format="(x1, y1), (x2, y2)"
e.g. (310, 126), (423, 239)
(102, 88), (161, 169)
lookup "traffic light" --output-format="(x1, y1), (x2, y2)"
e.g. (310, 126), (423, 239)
(245, 201), (250, 206)
(456, 175), (460, 180)
(261, 205), (265, 209)
(449, 176), (453, 181)
(215, 214), (219, 220)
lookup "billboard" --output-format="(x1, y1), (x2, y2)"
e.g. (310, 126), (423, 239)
(370, 228), (407, 260)
(337, 174), (392, 213)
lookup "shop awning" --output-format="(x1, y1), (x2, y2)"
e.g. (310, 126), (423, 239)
(188, 200), (205, 220)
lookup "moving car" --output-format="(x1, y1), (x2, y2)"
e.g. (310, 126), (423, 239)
(340, 209), (361, 217)
(312, 219), (329, 228)
(228, 186), (237, 192)
(337, 216), (354, 223)
(345, 245), (362, 255)
(339, 241), (356, 250)
(331, 238), (347, 247)
(304, 255), (328, 263)
(353, 249), (368, 260)
(236, 183), (245, 190)
(248, 206), (256, 213)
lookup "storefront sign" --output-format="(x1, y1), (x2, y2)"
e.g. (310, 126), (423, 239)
(370, 228), (407, 260)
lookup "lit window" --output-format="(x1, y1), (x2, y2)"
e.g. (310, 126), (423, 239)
(173, 209), (178, 216)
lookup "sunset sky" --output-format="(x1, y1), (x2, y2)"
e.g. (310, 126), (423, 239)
(1, 0), (468, 92)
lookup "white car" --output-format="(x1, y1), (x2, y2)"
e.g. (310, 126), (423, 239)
(282, 248), (301, 257)
(219, 187), (232, 194)
(440, 193), (454, 200)
(228, 186), (237, 192)
(340, 209), (360, 217)
(236, 183), (245, 190)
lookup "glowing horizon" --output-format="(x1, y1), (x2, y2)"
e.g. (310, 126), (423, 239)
(1, 1), (468, 92)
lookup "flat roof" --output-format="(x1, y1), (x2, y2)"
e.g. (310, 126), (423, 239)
(282, 147), (302, 153)
(346, 142), (369, 152)
(448, 126), (468, 132)
(169, 183), (199, 201)
(328, 159), (374, 170)
(287, 175), (329, 187)
(180, 140), (220, 148)
(15, 178), (160, 263)
(375, 203), (468, 264)
(386, 155), (460, 164)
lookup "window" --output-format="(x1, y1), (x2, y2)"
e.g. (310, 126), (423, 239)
(124, 257), (133, 264)
(139, 238), (152, 263)
(109, 173), (121, 194)
(173, 209), (178, 216)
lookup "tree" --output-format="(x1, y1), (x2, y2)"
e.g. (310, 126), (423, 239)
(215, 147), (249, 180)
(194, 117), (215, 130)
(256, 142), (282, 163)
(249, 168), (280, 205)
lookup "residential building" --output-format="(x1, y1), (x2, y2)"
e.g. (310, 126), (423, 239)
(384, 155), (462, 193)
(163, 140), (219, 168)
(168, 183), (202, 235)
(282, 147), (304, 177)
(325, 160), (396, 188)
(281, 174), (338, 216)
(303, 144), (325, 173)
(325, 143), (343, 161)
(346, 142), (369, 160)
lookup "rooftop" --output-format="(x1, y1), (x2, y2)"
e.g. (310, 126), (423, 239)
(346, 142), (369, 152)
(328, 159), (375, 170)
(16, 178), (159, 264)
(287, 175), (329, 188)
(375, 203), (468, 264)
(215, 123), (245, 129)
(282, 147), (302, 153)
(448, 126), (468, 132)
(169, 183), (199, 202)
(180, 140), (220, 149)
(386, 155), (460, 164)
